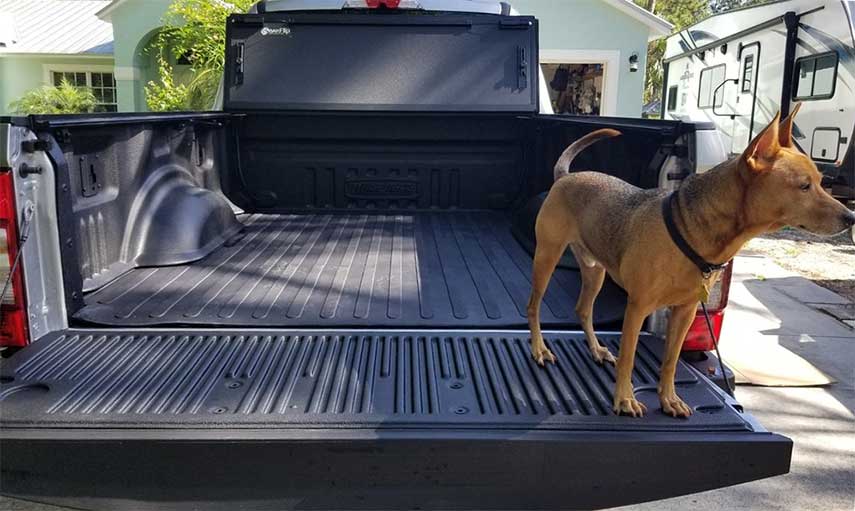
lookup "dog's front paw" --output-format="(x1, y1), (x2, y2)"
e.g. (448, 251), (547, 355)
(531, 345), (557, 366)
(589, 345), (616, 365)
(659, 391), (693, 418)
(613, 394), (647, 417)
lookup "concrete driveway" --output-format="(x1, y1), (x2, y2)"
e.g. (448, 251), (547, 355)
(614, 255), (855, 511)
(2, 255), (853, 511)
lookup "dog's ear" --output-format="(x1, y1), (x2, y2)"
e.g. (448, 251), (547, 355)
(778, 103), (802, 148)
(744, 111), (781, 171)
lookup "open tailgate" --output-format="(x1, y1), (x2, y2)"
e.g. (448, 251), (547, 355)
(0, 329), (790, 510)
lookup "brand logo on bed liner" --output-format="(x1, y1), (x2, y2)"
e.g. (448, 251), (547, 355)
(260, 26), (291, 36)
(345, 180), (420, 200)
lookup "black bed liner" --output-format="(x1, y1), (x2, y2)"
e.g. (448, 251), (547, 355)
(75, 211), (626, 328)
(0, 329), (791, 510)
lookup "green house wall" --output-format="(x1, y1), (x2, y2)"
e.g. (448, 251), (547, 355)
(2, 0), (656, 116)
(106, 0), (173, 112)
(512, 0), (650, 117)
(0, 55), (114, 114)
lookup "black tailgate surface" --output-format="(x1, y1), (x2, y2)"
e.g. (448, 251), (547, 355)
(2, 330), (749, 430)
(0, 330), (792, 510)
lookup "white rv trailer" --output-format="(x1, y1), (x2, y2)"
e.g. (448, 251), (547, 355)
(662, 0), (855, 199)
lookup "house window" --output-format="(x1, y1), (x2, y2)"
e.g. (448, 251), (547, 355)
(698, 64), (726, 109)
(52, 72), (87, 88)
(741, 55), (754, 93)
(667, 85), (678, 111)
(90, 72), (117, 112)
(50, 70), (118, 112)
(793, 52), (838, 100)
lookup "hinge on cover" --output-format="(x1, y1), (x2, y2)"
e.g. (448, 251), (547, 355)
(234, 42), (245, 86)
(499, 18), (532, 29)
(517, 46), (528, 90)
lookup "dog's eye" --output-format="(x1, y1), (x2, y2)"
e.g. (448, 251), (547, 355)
(800, 182), (811, 192)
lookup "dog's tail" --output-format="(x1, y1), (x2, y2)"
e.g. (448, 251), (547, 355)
(553, 128), (622, 182)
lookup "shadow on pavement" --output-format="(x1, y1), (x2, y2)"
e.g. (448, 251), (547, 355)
(741, 276), (854, 415)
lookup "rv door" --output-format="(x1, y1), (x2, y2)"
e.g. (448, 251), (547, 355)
(732, 42), (761, 153)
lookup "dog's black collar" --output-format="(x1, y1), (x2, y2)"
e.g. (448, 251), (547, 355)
(662, 191), (727, 277)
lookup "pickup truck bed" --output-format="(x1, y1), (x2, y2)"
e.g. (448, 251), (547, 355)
(0, 9), (791, 508)
(76, 211), (625, 328)
(0, 109), (792, 510)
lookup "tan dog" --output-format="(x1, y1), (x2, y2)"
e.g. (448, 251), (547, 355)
(527, 105), (855, 418)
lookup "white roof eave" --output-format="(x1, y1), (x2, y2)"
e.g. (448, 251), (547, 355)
(95, 0), (125, 21)
(601, 0), (673, 41)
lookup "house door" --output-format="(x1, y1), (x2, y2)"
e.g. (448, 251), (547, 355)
(732, 42), (760, 154)
(543, 63), (605, 116)
(539, 50), (619, 116)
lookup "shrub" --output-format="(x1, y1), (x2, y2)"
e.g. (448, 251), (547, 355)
(145, 0), (255, 111)
(9, 79), (97, 114)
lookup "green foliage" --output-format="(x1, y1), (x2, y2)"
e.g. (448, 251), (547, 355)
(635, 0), (710, 104)
(145, 55), (191, 112)
(9, 79), (97, 115)
(145, 0), (255, 111)
(636, 0), (767, 105)
(710, 0), (765, 14)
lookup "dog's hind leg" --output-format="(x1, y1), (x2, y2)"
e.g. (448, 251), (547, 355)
(527, 239), (566, 366)
(658, 302), (696, 418)
(570, 246), (616, 365)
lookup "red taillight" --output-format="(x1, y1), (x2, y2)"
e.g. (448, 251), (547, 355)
(366, 0), (400, 7)
(681, 262), (732, 353)
(0, 169), (28, 347)
(683, 309), (724, 351)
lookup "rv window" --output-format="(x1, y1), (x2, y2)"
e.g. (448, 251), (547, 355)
(698, 64), (726, 108)
(794, 52), (838, 100)
(667, 86), (678, 111)
(813, 54), (837, 96)
(796, 60), (814, 97)
(741, 55), (754, 93)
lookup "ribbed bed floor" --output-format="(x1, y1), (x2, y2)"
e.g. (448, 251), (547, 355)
(76, 212), (626, 328)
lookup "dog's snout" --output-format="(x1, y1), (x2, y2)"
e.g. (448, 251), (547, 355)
(844, 210), (855, 228)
